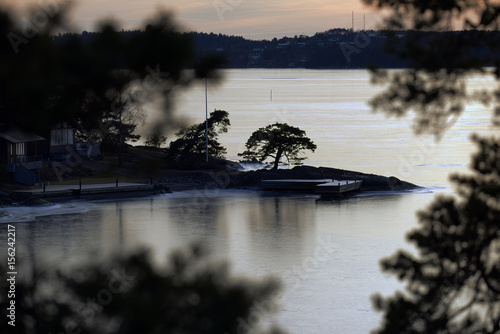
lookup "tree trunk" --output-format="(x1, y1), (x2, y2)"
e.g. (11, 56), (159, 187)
(273, 146), (283, 170)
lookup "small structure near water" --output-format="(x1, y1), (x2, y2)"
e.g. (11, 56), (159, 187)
(260, 179), (363, 198)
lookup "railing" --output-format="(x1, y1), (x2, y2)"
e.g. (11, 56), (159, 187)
(22, 160), (43, 170)
(7, 155), (43, 171)
(8, 155), (43, 165)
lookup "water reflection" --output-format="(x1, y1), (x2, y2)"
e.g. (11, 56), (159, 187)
(247, 195), (316, 253)
(1, 209), (104, 270)
(116, 201), (125, 253)
(0, 189), (435, 333)
(0, 190), (417, 268)
(167, 194), (224, 236)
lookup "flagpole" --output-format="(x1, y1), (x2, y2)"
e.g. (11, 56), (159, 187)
(205, 77), (209, 162)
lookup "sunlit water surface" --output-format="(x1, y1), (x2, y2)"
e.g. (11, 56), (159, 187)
(1, 69), (497, 333)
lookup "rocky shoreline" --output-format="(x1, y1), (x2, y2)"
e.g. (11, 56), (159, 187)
(158, 165), (419, 192)
(0, 165), (419, 208)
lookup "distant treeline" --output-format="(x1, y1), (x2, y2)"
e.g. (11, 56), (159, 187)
(55, 29), (500, 69)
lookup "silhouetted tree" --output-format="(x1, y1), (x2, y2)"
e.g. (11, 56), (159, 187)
(103, 71), (145, 165)
(239, 123), (316, 170)
(145, 131), (168, 148)
(0, 243), (285, 334)
(166, 109), (230, 162)
(363, 0), (500, 137)
(372, 136), (500, 333)
(363, 1), (500, 333)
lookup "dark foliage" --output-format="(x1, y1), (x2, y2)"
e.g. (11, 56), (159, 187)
(372, 135), (500, 334)
(0, 243), (284, 334)
(239, 123), (316, 170)
(363, 0), (500, 137)
(145, 131), (168, 148)
(51, 28), (500, 71)
(165, 109), (230, 162)
(0, 6), (224, 136)
(363, 1), (500, 333)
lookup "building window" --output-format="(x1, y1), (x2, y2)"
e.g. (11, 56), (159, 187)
(16, 143), (25, 156)
(8, 143), (14, 164)
(51, 128), (74, 146)
(9, 143), (26, 163)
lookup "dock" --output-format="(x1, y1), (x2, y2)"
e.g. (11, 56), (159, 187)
(260, 179), (334, 192)
(261, 179), (362, 198)
(315, 180), (363, 197)
(12, 182), (171, 202)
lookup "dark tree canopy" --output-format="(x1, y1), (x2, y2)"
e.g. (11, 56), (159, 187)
(0, 243), (284, 334)
(363, 0), (500, 137)
(239, 123), (317, 170)
(145, 131), (168, 148)
(0, 5), (223, 135)
(100, 71), (146, 164)
(372, 135), (500, 334)
(165, 109), (230, 162)
(363, 1), (500, 334)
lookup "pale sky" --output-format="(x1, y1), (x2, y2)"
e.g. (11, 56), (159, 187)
(5, 0), (382, 39)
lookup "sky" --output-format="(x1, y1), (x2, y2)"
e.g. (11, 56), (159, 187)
(5, 0), (383, 39)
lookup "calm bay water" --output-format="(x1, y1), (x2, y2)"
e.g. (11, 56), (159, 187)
(1, 69), (496, 333)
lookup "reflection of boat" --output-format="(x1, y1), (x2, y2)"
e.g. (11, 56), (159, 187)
(260, 179), (363, 198)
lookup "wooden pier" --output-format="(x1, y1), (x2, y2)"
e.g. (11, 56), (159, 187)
(261, 179), (334, 192)
(315, 180), (363, 197)
(261, 179), (362, 198)
(12, 182), (171, 202)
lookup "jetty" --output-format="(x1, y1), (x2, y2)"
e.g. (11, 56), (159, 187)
(315, 180), (363, 197)
(260, 179), (362, 198)
(12, 181), (170, 202)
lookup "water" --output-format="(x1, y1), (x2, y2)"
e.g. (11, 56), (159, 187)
(0, 69), (496, 333)
(162, 69), (495, 187)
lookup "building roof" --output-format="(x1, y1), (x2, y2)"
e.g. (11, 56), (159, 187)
(0, 128), (45, 143)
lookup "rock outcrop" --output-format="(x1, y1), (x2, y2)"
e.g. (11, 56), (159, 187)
(228, 166), (418, 191)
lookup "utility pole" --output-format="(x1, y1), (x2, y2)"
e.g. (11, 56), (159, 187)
(205, 77), (208, 163)
(352, 11), (354, 31)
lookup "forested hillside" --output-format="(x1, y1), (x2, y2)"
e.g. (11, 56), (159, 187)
(55, 29), (500, 69)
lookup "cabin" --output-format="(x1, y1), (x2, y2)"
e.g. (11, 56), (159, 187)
(49, 122), (76, 160)
(0, 122), (78, 185)
(0, 127), (45, 185)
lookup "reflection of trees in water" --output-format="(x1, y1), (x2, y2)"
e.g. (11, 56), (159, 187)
(166, 193), (225, 239)
(116, 201), (125, 253)
(247, 195), (316, 252)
